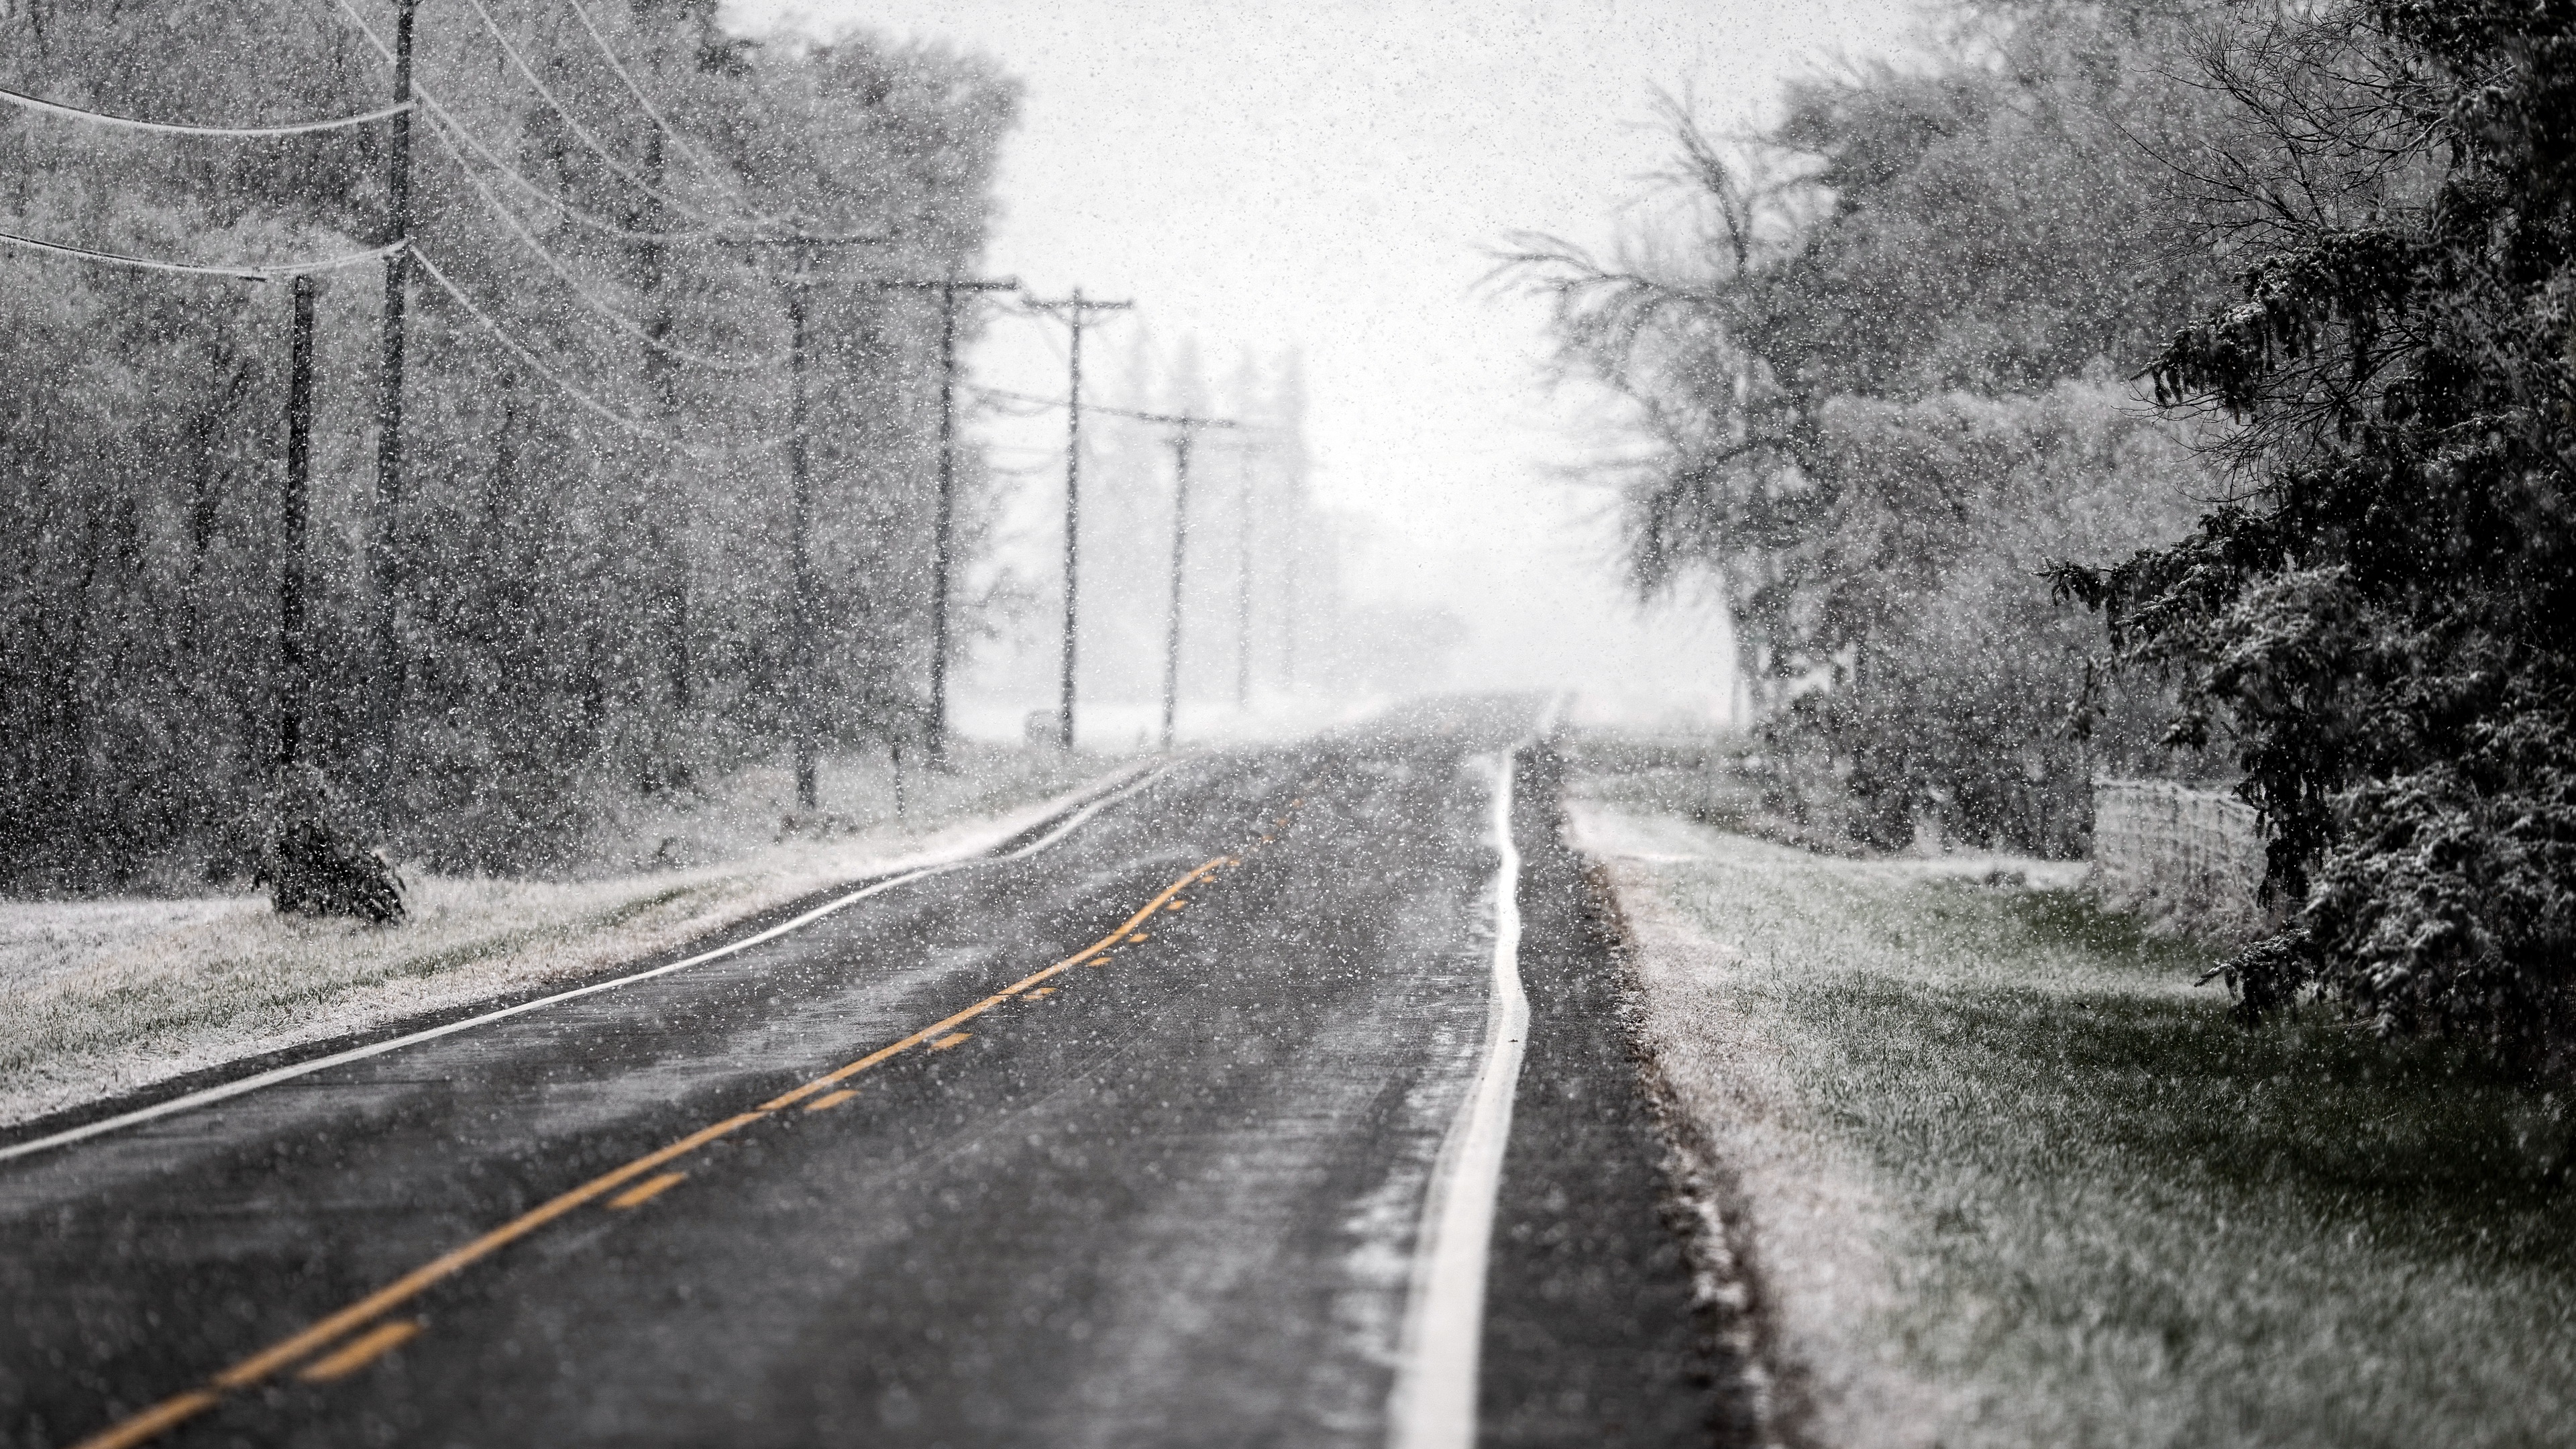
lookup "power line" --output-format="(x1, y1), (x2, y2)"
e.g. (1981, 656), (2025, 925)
(325, 0), (888, 248)
(423, 89), (887, 247)
(455, 0), (740, 231)
(707, 234), (906, 805)
(557, 0), (766, 213)
(368, 0), (419, 776)
(411, 244), (784, 472)
(865, 274), (1021, 768)
(0, 85), (413, 138)
(419, 95), (716, 242)
(0, 227), (399, 281)
(1129, 408), (1246, 431)
(967, 388), (1058, 419)
(1022, 289), (1135, 752)
(408, 243), (671, 441)
(969, 382), (1269, 431)
(433, 138), (780, 374)
(969, 384), (1066, 410)
(1154, 413), (1246, 749)
(322, 0), (714, 244)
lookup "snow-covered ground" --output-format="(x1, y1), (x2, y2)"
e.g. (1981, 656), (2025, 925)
(1571, 801), (2086, 1449)
(1575, 793), (2572, 1449)
(0, 751), (1142, 1132)
(951, 691), (1391, 751)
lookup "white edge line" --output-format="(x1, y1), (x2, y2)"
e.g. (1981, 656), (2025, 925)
(1386, 746), (1532, 1449)
(0, 761), (1166, 1166)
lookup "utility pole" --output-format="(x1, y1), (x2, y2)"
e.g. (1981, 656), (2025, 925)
(1163, 429), (1192, 751)
(1023, 289), (1132, 751)
(784, 247), (818, 808)
(1232, 439), (1258, 710)
(866, 272), (1018, 769)
(280, 274), (318, 771)
(633, 127), (691, 789)
(724, 231), (890, 810)
(1281, 556), (1298, 695)
(371, 0), (419, 784)
(488, 370), (517, 532)
(1273, 350), (1306, 698)
(1142, 411), (1243, 749)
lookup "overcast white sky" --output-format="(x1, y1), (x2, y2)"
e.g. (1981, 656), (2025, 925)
(728, 0), (1913, 722)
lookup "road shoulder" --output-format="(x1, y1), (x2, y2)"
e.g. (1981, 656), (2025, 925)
(1573, 802), (1954, 1449)
(1474, 744), (1757, 1446)
(0, 760), (1152, 1144)
(1573, 791), (2576, 1449)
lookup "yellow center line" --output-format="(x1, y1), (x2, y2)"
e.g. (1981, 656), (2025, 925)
(69, 1391), (219, 1449)
(73, 855), (1234, 1449)
(295, 1321), (421, 1383)
(206, 1110), (767, 1393)
(802, 1089), (859, 1112)
(606, 1173), (688, 1210)
(759, 857), (1224, 1110)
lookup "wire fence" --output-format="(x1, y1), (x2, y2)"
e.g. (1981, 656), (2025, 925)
(2091, 777), (2269, 936)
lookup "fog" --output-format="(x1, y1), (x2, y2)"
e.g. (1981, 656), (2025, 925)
(730, 0), (1907, 741)
(9, 8), (2570, 1444)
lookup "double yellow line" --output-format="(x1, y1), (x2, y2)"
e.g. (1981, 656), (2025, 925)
(75, 855), (1234, 1449)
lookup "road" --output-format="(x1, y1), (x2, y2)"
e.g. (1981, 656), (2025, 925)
(1, 698), (1743, 1448)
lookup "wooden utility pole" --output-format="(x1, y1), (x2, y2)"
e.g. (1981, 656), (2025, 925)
(1163, 428), (1193, 751)
(867, 273), (1018, 769)
(1023, 289), (1132, 751)
(488, 370), (517, 530)
(724, 231), (889, 809)
(371, 0), (419, 773)
(280, 274), (318, 769)
(1281, 556), (1298, 694)
(634, 128), (692, 784)
(784, 247), (819, 808)
(1232, 439), (1257, 710)
(1142, 411), (1243, 749)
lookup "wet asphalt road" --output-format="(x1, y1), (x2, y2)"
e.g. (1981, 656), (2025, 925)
(1, 699), (1737, 1448)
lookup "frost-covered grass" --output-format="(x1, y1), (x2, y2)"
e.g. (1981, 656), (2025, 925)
(0, 745), (1132, 1131)
(1578, 800), (2576, 1449)
(1567, 731), (1878, 858)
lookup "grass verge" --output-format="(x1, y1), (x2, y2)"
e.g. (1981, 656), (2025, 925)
(0, 746), (1133, 1132)
(1576, 800), (2576, 1449)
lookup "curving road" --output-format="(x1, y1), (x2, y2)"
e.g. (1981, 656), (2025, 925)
(1, 698), (1741, 1448)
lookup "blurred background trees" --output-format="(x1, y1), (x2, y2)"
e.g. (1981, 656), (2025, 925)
(1524, 0), (2575, 1065)
(1509, 3), (2243, 856)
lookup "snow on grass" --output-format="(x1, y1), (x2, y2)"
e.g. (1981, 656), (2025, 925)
(1576, 796), (2576, 1449)
(0, 746), (1136, 1132)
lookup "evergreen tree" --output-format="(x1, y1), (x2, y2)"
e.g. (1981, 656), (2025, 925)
(2055, 1), (2576, 1061)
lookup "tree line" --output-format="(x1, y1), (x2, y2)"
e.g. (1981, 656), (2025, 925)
(1, 0), (1018, 888)
(1523, 1), (2575, 1067)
